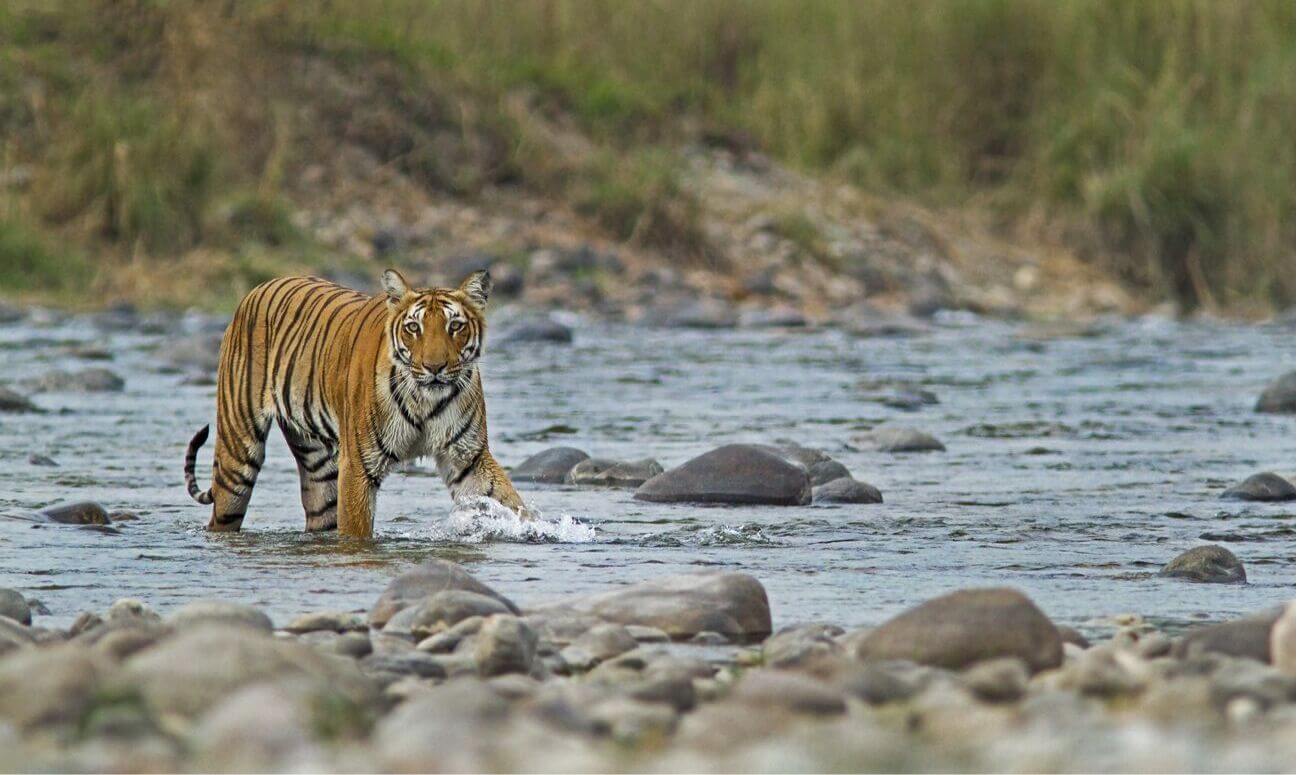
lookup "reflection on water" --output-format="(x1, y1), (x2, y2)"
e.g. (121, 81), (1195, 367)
(0, 311), (1294, 637)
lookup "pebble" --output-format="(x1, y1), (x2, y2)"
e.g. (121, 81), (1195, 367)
(510, 447), (590, 484)
(634, 444), (812, 506)
(1159, 545), (1246, 584)
(474, 615), (538, 677)
(1221, 472), (1296, 502)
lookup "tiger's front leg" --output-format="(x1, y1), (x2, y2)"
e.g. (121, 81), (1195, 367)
(336, 442), (379, 538)
(436, 445), (527, 515)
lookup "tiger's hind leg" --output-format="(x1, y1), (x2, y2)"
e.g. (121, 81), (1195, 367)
(281, 421), (339, 532)
(207, 411), (272, 532)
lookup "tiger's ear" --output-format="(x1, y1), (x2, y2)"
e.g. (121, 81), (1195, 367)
(381, 269), (411, 308)
(458, 270), (492, 310)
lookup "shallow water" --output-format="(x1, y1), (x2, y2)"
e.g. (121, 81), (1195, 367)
(0, 311), (1294, 638)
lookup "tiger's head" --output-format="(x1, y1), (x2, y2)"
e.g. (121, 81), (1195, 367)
(381, 268), (490, 389)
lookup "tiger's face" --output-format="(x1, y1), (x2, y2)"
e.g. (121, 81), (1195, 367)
(382, 269), (490, 388)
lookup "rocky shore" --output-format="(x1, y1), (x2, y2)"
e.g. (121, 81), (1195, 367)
(0, 563), (1294, 773)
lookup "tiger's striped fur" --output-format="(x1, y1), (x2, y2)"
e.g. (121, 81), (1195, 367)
(182, 269), (524, 538)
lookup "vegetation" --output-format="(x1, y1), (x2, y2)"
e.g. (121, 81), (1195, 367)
(0, 0), (1292, 312)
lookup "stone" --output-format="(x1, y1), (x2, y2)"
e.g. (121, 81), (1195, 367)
(813, 477), (883, 504)
(961, 657), (1029, 702)
(1052, 647), (1147, 697)
(540, 572), (772, 642)
(284, 611), (365, 634)
(27, 454), (56, 467)
(559, 624), (639, 671)
(416, 615), (484, 654)
(0, 616), (35, 656)
(838, 662), (923, 705)
(860, 426), (945, 453)
(107, 598), (162, 626)
(1175, 610), (1282, 663)
(1271, 602), (1295, 676)
(660, 299), (738, 329)
(191, 683), (317, 771)
(409, 591), (511, 638)
(21, 368), (124, 393)
(369, 559), (517, 628)
(157, 333), (223, 374)
(0, 589), (31, 626)
(1221, 472), (1296, 502)
(1057, 625), (1090, 649)
(1254, 370), (1295, 413)
(510, 447), (590, 484)
(566, 458), (664, 487)
(726, 670), (846, 716)
(360, 652), (449, 682)
(626, 626), (670, 643)
(855, 588), (1063, 673)
(372, 681), (511, 772)
(39, 501), (111, 525)
(474, 615), (538, 677)
(0, 644), (106, 729)
(761, 624), (843, 669)
(169, 600), (273, 632)
(0, 387), (38, 413)
(334, 632), (373, 659)
(634, 444), (812, 506)
(1159, 545), (1246, 584)
(807, 459), (852, 486)
(499, 317), (573, 344)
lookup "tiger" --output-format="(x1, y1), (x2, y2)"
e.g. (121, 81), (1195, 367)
(182, 268), (526, 538)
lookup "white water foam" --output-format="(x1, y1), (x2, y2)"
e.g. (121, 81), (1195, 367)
(432, 497), (597, 543)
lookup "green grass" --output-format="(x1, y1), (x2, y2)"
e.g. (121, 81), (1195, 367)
(0, 218), (92, 294)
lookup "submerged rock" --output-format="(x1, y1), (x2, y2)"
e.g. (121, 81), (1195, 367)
(812, 477), (883, 504)
(859, 426), (945, 453)
(39, 501), (112, 526)
(499, 317), (573, 345)
(1254, 371), (1295, 414)
(27, 454), (57, 467)
(0, 387), (38, 413)
(1159, 545), (1246, 584)
(854, 588), (1063, 673)
(369, 560), (518, 628)
(510, 447), (590, 484)
(566, 458), (664, 487)
(0, 589), (31, 626)
(539, 571), (772, 641)
(1221, 472), (1296, 502)
(21, 368), (124, 393)
(634, 444), (812, 506)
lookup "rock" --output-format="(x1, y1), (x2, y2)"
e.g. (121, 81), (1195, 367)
(1221, 472), (1296, 502)
(838, 662), (924, 705)
(1175, 610), (1282, 663)
(961, 657), (1028, 702)
(689, 631), (730, 645)
(69, 611), (103, 637)
(660, 299), (738, 329)
(626, 626), (670, 643)
(859, 426), (945, 453)
(510, 447), (590, 484)
(39, 501), (111, 525)
(738, 308), (808, 328)
(169, 600), (273, 632)
(726, 670), (846, 716)
(812, 477), (883, 504)
(107, 598), (162, 626)
(0, 589), (31, 626)
(124, 625), (376, 719)
(334, 632), (373, 659)
(21, 368), (124, 393)
(1057, 625), (1090, 649)
(499, 317), (573, 344)
(559, 624), (639, 671)
(0, 616), (36, 656)
(1052, 647), (1147, 697)
(95, 628), (164, 661)
(408, 591), (512, 638)
(474, 615), (538, 677)
(0, 644), (106, 729)
(372, 680), (511, 772)
(157, 333), (223, 374)
(416, 615), (484, 653)
(1271, 602), (1295, 676)
(762, 623), (843, 668)
(566, 458), (664, 487)
(1159, 545), (1246, 584)
(539, 571), (772, 641)
(369, 559), (518, 628)
(191, 683), (317, 771)
(855, 588), (1063, 673)
(585, 696), (679, 743)
(284, 611), (365, 634)
(807, 459), (852, 486)
(1254, 371), (1295, 413)
(27, 454), (56, 467)
(634, 444), (812, 506)
(360, 651), (449, 682)
(0, 387), (38, 413)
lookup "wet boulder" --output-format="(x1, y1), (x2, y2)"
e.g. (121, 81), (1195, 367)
(807, 460), (852, 486)
(859, 426), (945, 453)
(0, 387), (38, 413)
(369, 560), (518, 628)
(1254, 371), (1295, 414)
(408, 591), (512, 638)
(1221, 472), (1296, 502)
(168, 600), (274, 632)
(813, 477), (883, 504)
(511, 447), (590, 484)
(0, 589), (31, 626)
(20, 367), (124, 393)
(1159, 545), (1246, 584)
(1174, 609), (1284, 663)
(854, 587), (1063, 673)
(39, 501), (112, 525)
(634, 444), (812, 506)
(536, 571), (772, 642)
(566, 458), (664, 487)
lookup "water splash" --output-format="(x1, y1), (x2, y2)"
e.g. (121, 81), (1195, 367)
(432, 497), (597, 543)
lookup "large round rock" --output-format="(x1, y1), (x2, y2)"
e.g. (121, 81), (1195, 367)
(0, 589), (31, 626)
(1158, 545), (1246, 584)
(634, 444), (812, 506)
(510, 447), (590, 484)
(854, 588), (1063, 673)
(369, 560), (518, 628)
(1221, 472), (1296, 502)
(1254, 371), (1295, 414)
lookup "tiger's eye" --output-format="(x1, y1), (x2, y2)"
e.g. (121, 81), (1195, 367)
(404, 321), (420, 335)
(449, 320), (464, 334)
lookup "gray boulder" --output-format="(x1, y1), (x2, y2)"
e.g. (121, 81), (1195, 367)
(474, 615), (538, 677)
(39, 501), (111, 525)
(566, 457), (664, 487)
(634, 444), (812, 506)
(169, 600), (274, 632)
(860, 426), (945, 453)
(725, 670), (846, 716)
(854, 587), (1063, 673)
(1175, 609), (1283, 663)
(1159, 545), (1246, 584)
(510, 447), (590, 484)
(408, 591), (512, 638)
(813, 477), (883, 504)
(538, 571), (772, 641)
(0, 644), (106, 729)
(157, 332), (223, 374)
(21, 368), (124, 393)
(807, 460), (852, 486)
(1255, 371), (1295, 413)
(1221, 472), (1296, 501)
(369, 560), (518, 628)
(0, 589), (31, 626)
(499, 317), (573, 345)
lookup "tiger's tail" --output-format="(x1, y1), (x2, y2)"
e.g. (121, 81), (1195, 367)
(184, 424), (215, 504)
